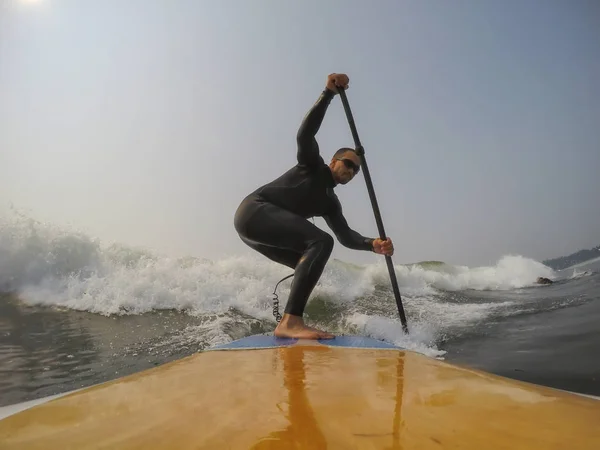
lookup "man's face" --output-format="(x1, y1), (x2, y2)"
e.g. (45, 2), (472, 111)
(330, 151), (361, 185)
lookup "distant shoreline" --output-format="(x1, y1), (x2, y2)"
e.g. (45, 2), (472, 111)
(543, 246), (600, 271)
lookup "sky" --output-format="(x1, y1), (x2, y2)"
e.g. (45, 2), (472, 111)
(1, 0), (599, 267)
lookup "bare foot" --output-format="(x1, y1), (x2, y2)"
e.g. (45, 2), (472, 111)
(274, 314), (335, 340)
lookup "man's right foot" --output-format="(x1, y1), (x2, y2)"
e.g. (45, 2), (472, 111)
(274, 314), (334, 340)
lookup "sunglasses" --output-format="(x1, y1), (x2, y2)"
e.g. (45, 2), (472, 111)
(337, 158), (360, 174)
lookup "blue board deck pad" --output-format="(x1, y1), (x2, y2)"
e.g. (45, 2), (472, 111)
(209, 335), (298, 350)
(208, 334), (400, 351)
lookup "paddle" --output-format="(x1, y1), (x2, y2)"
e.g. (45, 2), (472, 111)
(337, 87), (409, 334)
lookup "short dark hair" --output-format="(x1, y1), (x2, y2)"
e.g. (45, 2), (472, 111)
(332, 147), (356, 160)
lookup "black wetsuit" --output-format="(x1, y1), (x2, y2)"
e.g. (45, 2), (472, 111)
(234, 88), (374, 317)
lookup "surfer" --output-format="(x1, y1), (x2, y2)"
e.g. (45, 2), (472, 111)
(234, 73), (394, 340)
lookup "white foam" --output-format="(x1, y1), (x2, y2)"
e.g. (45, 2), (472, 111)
(0, 211), (555, 356)
(388, 255), (555, 291)
(570, 268), (594, 279)
(343, 313), (446, 358)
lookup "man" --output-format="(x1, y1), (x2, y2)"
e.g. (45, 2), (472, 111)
(234, 73), (394, 339)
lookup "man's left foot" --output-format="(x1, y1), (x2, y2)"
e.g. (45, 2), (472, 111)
(274, 313), (335, 340)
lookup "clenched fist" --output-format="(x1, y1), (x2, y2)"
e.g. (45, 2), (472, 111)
(326, 73), (349, 93)
(372, 237), (394, 256)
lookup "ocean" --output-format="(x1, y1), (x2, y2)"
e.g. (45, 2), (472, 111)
(1, 213), (599, 407)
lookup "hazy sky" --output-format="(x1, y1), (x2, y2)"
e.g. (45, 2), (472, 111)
(1, 0), (599, 267)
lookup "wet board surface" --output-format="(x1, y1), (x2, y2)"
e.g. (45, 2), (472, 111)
(1, 334), (600, 449)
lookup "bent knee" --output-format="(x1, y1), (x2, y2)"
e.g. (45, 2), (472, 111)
(315, 233), (334, 255)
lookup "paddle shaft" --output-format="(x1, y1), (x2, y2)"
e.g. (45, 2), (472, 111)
(337, 88), (409, 334)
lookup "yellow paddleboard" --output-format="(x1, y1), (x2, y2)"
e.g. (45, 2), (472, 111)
(0, 335), (599, 449)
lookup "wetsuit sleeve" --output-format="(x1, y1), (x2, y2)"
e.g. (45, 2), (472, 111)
(324, 195), (375, 251)
(296, 88), (336, 167)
